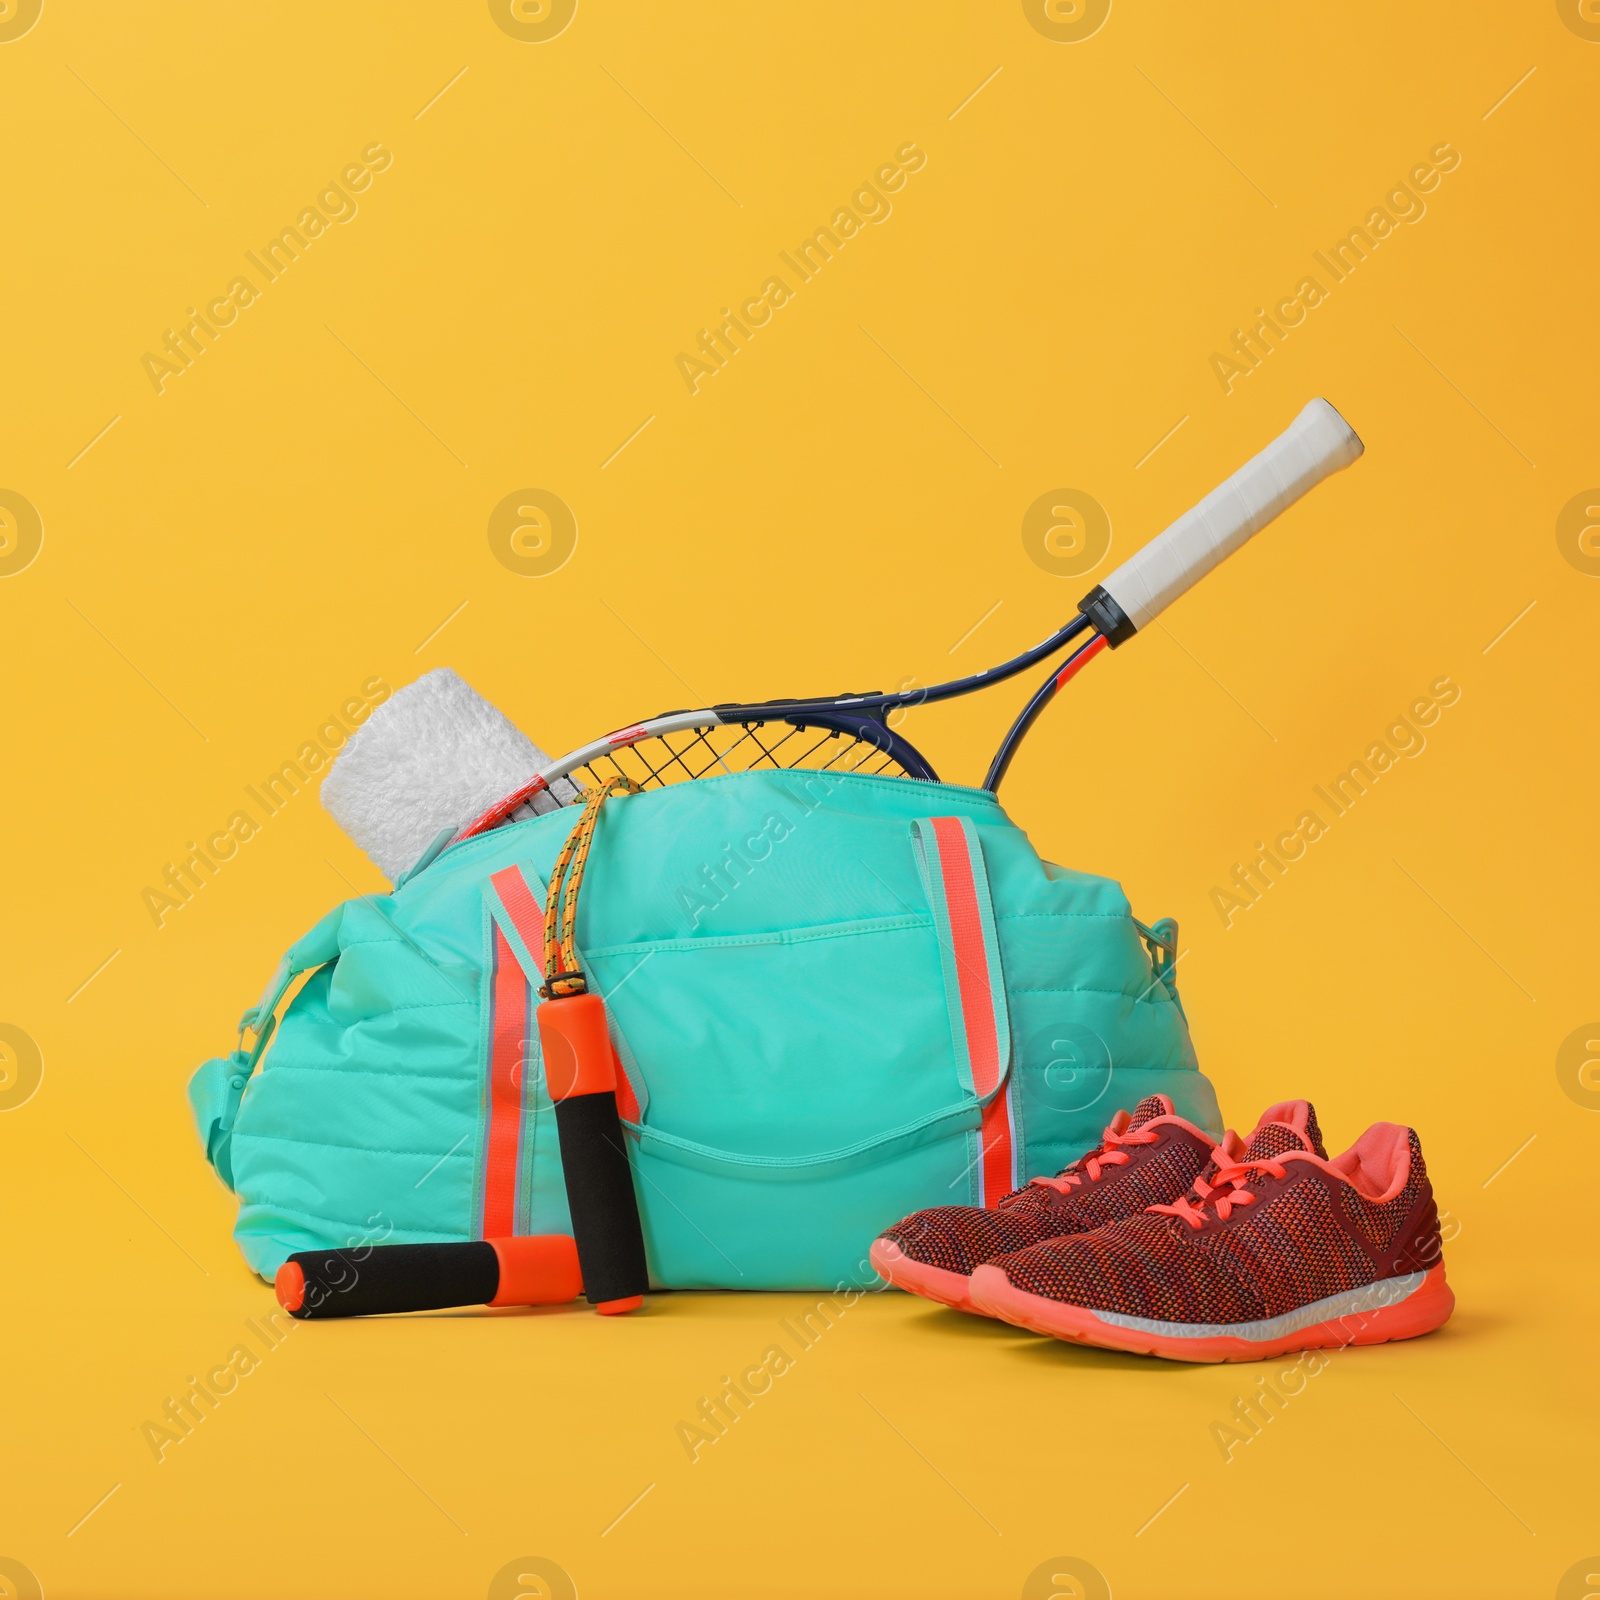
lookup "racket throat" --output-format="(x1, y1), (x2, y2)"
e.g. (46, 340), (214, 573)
(1076, 584), (1136, 647)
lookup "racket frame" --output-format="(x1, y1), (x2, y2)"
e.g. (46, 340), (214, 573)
(456, 396), (1364, 839)
(455, 614), (1095, 839)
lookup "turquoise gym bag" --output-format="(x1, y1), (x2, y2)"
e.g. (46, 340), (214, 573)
(189, 768), (1220, 1289)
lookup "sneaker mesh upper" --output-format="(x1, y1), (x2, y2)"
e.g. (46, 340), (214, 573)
(991, 1127), (1435, 1325)
(993, 1210), (1259, 1322)
(1337, 1145), (1426, 1251)
(1203, 1178), (1388, 1318)
(880, 1096), (1210, 1276)
(1301, 1104), (1326, 1159)
(1241, 1115), (1326, 1173)
(999, 1118), (1210, 1231)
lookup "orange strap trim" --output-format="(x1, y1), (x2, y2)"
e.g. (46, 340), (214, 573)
(483, 923), (531, 1237)
(489, 865), (545, 963)
(929, 816), (1015, 1206)
(490, 852), (644, 1126)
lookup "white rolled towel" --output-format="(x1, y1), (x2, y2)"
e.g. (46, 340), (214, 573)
(321, 667), (575, 882)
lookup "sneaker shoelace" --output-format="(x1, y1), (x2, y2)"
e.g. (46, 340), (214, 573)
(1149, 1155), (1290, 1228)
(1024, 1121), (1162, 1196)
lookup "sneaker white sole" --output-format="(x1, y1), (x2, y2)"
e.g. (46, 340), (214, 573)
(968, 1263), (1454, 1362)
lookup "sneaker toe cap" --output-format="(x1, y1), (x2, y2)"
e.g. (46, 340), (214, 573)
(879, 1205), (1064, 1275)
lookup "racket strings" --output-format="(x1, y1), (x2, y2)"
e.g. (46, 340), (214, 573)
(560, 719), (912, 804)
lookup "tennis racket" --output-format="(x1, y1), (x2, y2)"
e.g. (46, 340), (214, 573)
(460, 398), (1362, 841)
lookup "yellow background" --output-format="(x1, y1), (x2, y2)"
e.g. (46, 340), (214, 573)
(1, 3), (1595, 1597)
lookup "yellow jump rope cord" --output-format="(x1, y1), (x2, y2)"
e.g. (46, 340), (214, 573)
(540, 777), (639, 998)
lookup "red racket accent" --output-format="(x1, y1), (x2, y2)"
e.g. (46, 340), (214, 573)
(1055, 631), (1109, 688)
(458, 773), (551, 843)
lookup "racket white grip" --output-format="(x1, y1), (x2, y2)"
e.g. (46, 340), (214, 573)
(1081, 399), (1362, 643)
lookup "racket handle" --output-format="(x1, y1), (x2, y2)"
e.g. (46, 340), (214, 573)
(275, 1234), (582, 1320)
(537, 993), (650, 1314)
(1080, 398), (1363, 645)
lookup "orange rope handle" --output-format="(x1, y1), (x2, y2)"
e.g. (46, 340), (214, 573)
(540, 777), (638, 998)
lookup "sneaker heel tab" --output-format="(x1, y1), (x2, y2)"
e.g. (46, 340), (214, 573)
(1344, 1121), (1416, 1200)
(1404, 1125), (1428, 1183)
(1252, 1099), (1327, 1158)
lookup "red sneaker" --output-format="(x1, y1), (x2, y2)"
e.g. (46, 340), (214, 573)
(969, 1114), (1453, 1362)
(870, 1094), (1241, 1312)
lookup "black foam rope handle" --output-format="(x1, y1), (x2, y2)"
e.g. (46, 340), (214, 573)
(552, 1091), (649, 1305)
